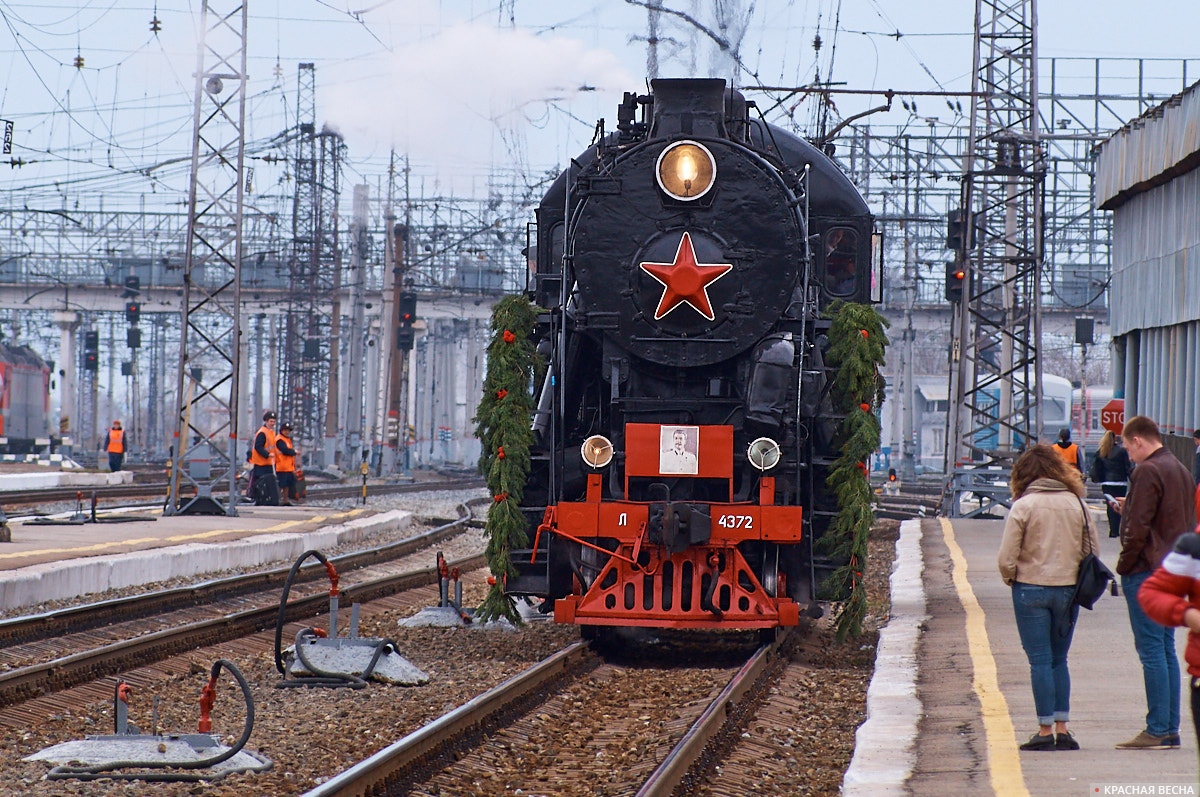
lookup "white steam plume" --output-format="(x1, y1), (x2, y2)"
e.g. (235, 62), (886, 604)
(323, 22), (637, 169)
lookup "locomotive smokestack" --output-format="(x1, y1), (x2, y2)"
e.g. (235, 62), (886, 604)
(649, 78), (728, 140)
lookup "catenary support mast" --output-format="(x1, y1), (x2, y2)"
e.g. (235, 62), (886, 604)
(166, 0), (248, 515)
(943, 0), (1046, 517)
(280, 63), (344, 469)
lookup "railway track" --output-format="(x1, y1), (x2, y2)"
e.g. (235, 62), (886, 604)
(0, 475), (484, 509)
(0, 499), (485, 649)
(3, 515), (891, 794)
(2, 475), (892, 792)
(303, 634), (784, 797)
(875, 493), (939, 520)
(0, 508), (485, 710)
(1, 472), (934, 526)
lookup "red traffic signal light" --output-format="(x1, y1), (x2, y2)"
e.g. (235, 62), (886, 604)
(945, 262), (966, 302)
(398, 292), (417, 325)
(125, 301), (140, 325)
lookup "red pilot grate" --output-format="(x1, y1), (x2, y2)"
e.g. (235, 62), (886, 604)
(556, 544), (798, 629)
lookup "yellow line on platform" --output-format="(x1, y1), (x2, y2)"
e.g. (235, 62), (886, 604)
(0, 508), (366, 562)
(939, 517), (1029, 797)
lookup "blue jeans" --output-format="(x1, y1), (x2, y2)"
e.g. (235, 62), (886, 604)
(1012, 582), (1079, 725)
(1123, 570), (1181, 736)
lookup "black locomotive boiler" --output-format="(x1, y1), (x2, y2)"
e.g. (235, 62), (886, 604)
(508, 78), (879, 631)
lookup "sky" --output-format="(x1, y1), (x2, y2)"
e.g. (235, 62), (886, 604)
(1, 0), (1198, 204)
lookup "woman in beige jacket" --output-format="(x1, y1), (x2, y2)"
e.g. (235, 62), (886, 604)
(998, 445), (1101, 752)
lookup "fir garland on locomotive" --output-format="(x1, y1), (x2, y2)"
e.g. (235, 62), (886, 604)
(485, 78), (884, 635)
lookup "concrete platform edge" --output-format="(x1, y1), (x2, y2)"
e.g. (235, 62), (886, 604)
(0, 470), (133, 492)
(0, 509), (412, 613)
(841, 517), (925, 796)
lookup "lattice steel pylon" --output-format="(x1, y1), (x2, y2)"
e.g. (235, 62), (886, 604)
(280, 63), (316, 450)
(280, 63), (343, 469)
(943, 0), (1046, 517)
(166, 1), (247, 516)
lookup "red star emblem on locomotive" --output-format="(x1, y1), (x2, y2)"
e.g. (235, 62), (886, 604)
(639, 232), (733, 321)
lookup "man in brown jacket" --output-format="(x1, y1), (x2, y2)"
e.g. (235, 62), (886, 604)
(1113, 415), (1196, 749)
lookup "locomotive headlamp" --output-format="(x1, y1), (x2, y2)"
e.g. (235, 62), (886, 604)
(656, 141), (716, 201)
(747, 437), (782, 471)
(581, 435), (614, 469)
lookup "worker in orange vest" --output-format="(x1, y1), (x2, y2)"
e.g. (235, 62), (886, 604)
(275, 422), (299, 505)
(249, 410), (280, 506)
(1054, 428), (1085, 472)
(100, 420), (127, 472)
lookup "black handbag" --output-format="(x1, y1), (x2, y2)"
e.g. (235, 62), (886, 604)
(1071, 497), (1116, 610)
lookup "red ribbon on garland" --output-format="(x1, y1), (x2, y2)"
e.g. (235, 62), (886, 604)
(496, 388), (508, 400)
(494, 492), (509, 503)
(497, 446), (506, 459)
(502, 330), (516, 343)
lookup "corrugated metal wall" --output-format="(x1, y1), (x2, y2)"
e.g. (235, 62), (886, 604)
(1109, 166), (1200, 336)
(1096, 80), (1200, 208)
(1100, 79), (1200, 440)
(1116, 320), (1200, 436)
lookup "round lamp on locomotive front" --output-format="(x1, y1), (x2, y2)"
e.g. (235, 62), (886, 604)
(747, 437), (782, 471)
(580, 435), (614, 469)
(656, 140), (716, 200)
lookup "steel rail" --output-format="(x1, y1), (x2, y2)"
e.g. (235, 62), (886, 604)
(636, 637), (781, 796)
(303, 636), (780, 797)
(301, 642), (594, 797)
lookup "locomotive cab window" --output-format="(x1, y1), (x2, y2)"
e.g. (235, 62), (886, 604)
(822, 228), (859, 295)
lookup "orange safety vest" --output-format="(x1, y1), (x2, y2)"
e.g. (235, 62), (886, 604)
(249, 425), (276, 467)
(275, 433), (296, 473)
(107, 428), (125, 454)
(1055, 442), (1080, 469)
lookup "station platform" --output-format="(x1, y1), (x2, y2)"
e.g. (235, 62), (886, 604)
(0, 466), (132, 491)
(846, 514), (1199, 796)
(0, 504), (414, 614)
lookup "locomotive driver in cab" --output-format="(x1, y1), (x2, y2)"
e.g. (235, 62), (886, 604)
(249, 411), (281, 506)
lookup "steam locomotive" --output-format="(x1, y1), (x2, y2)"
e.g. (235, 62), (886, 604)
(508, 78), (879, 632)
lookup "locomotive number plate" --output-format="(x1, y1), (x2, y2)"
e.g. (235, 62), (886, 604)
(716, 514), (754, 529)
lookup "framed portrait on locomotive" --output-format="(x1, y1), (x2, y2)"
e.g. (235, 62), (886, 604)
(659, 426), (699, 476)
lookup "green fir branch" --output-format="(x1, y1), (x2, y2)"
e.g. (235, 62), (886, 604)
(472, 295), (540, 624)
(822, 301), (889, 640)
